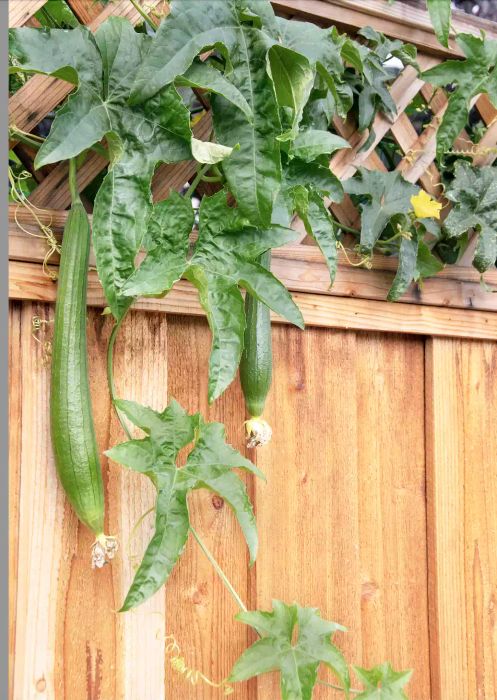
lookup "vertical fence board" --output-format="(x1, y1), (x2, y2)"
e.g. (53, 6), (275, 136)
(254, 328), (430, 699)
(164, 315), (254, 699)
(426, 339), (497, 700)
(355, 334), (430, 699)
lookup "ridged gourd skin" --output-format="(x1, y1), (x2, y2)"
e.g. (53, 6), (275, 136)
(240, 250), (272, 418)
(50, 199), (105, 535)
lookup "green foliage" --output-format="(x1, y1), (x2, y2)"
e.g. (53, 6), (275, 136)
(34, 0), (79, 29)
(444, 161), (497, 272)
(344, 169), (418, 253)
(353, 663), (412, 699)
(422, 34), (497, 159)
(229, 600), (350, 699)
(122, 190), (303, 402)
(106, 399), (264, 610)
(426, 0), (452, 48)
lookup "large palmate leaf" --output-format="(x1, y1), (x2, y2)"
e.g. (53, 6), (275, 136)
(353, 663), (412, 699)
(444, 161), (497, 272)
(387, 229), (444, 302)
(229, 600), (350, 699)
(122, 190), (304, 402)
(422, 34), (497, 158)
(10, 20), (192, 319)
(130, 0), (282, 227)
(344, 169), (418, 253)
(106, 399), (264, 611)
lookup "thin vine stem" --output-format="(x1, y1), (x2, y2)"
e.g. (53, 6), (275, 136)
(129, 0), (158, 30)
(331, 219), (360, 236)
(107, 312), (133, 441)
(189, 524), (248, 613)
(68, 158), (79, 203)
(186, 163), (212, 198)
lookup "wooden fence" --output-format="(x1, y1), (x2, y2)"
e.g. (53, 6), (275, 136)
(8, 2), (497, 699)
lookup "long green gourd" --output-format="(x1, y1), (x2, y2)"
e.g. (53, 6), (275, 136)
(240, 250), (273, 447)
(50, 158), (116, 567)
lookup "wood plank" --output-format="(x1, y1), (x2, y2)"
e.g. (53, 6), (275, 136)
(10, 203), (497, 285)
(67, 0), (105, 23)
(165, 315), (254, 698)
(12, 302), (78, 699)
(426, 339), (497, 700)
(254, 326), (362, 698)
(8, 304), (22, 698)
(355, 333), (430, 699)
(9, 0), (46, 27)
(10, 219), (497, 311)
(9, 0), (163, 145)
(9, 261), (497, 340)
(271, 0), (497, 57)
(254, 328), (430, 698)
(105, 310), (168, 699)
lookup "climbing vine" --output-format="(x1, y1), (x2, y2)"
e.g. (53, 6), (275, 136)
(8, 0), (496, 696)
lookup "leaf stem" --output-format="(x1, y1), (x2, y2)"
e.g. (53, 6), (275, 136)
(107, 313), (133, 441)
(68, 158), (79, 203)
(331, 218), (360, 236)
(129, 0), (158, 30)
(185, 163), (212, 198)
(189, 524), (248, 613)
(316, 679), (362, 694)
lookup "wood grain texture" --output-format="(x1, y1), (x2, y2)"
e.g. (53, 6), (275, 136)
(254, 327), (430, 699)
(426, 338), (497, 700)
(9, 261), (497, 340)
(9, 305), (171, 700)
(165, 315), (255, 699)
(9, 0), (46, 27)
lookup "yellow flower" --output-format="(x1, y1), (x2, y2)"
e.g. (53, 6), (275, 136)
(410, 190), (442, 220)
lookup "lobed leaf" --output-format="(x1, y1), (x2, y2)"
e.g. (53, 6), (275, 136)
(106, 401), (262, 610)
(230, 599), (349, 699)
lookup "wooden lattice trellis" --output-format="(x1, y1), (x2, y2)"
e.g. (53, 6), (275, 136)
(8, 0), (497, 338)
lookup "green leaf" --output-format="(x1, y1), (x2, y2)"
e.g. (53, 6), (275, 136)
(353, 662), (412, 699)
(123, 190), (303, 402)
(289, 129), (349, 162)
(387, 228), (419, 301)
(176, 59), (253, 120)
(267, 44), (314, 142)
(444, 161), (497, 272)
(229, 599), (350, 699)
(422, 34), (497, 158)
(293, 186), (338, 284)
(191, 138), (234, 164)
(9, 19), (193, 320)
(344, 169), (418, 253)
(106, 399), (263, 610)
(426, 0), (451, 48)
(341, 29), (417, 132)
(130, 0), (282, 227)
(285, 159), (344, 202)
(414, 239), (444, 280)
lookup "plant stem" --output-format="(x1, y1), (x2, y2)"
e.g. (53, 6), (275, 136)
(331, 218), (360, 236)
(68, 158), (79, 203)
(129, 0), (158, 30)
(107, 313), (133, 440)
(190, 525), (248, 613)
(185, 163), (212, 198)
(10, 130), (43, 150)
(316, 679), (361, 694)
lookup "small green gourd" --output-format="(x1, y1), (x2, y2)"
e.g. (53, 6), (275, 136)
(240, 250), (273, 447)
(50, 159), (117, 567)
